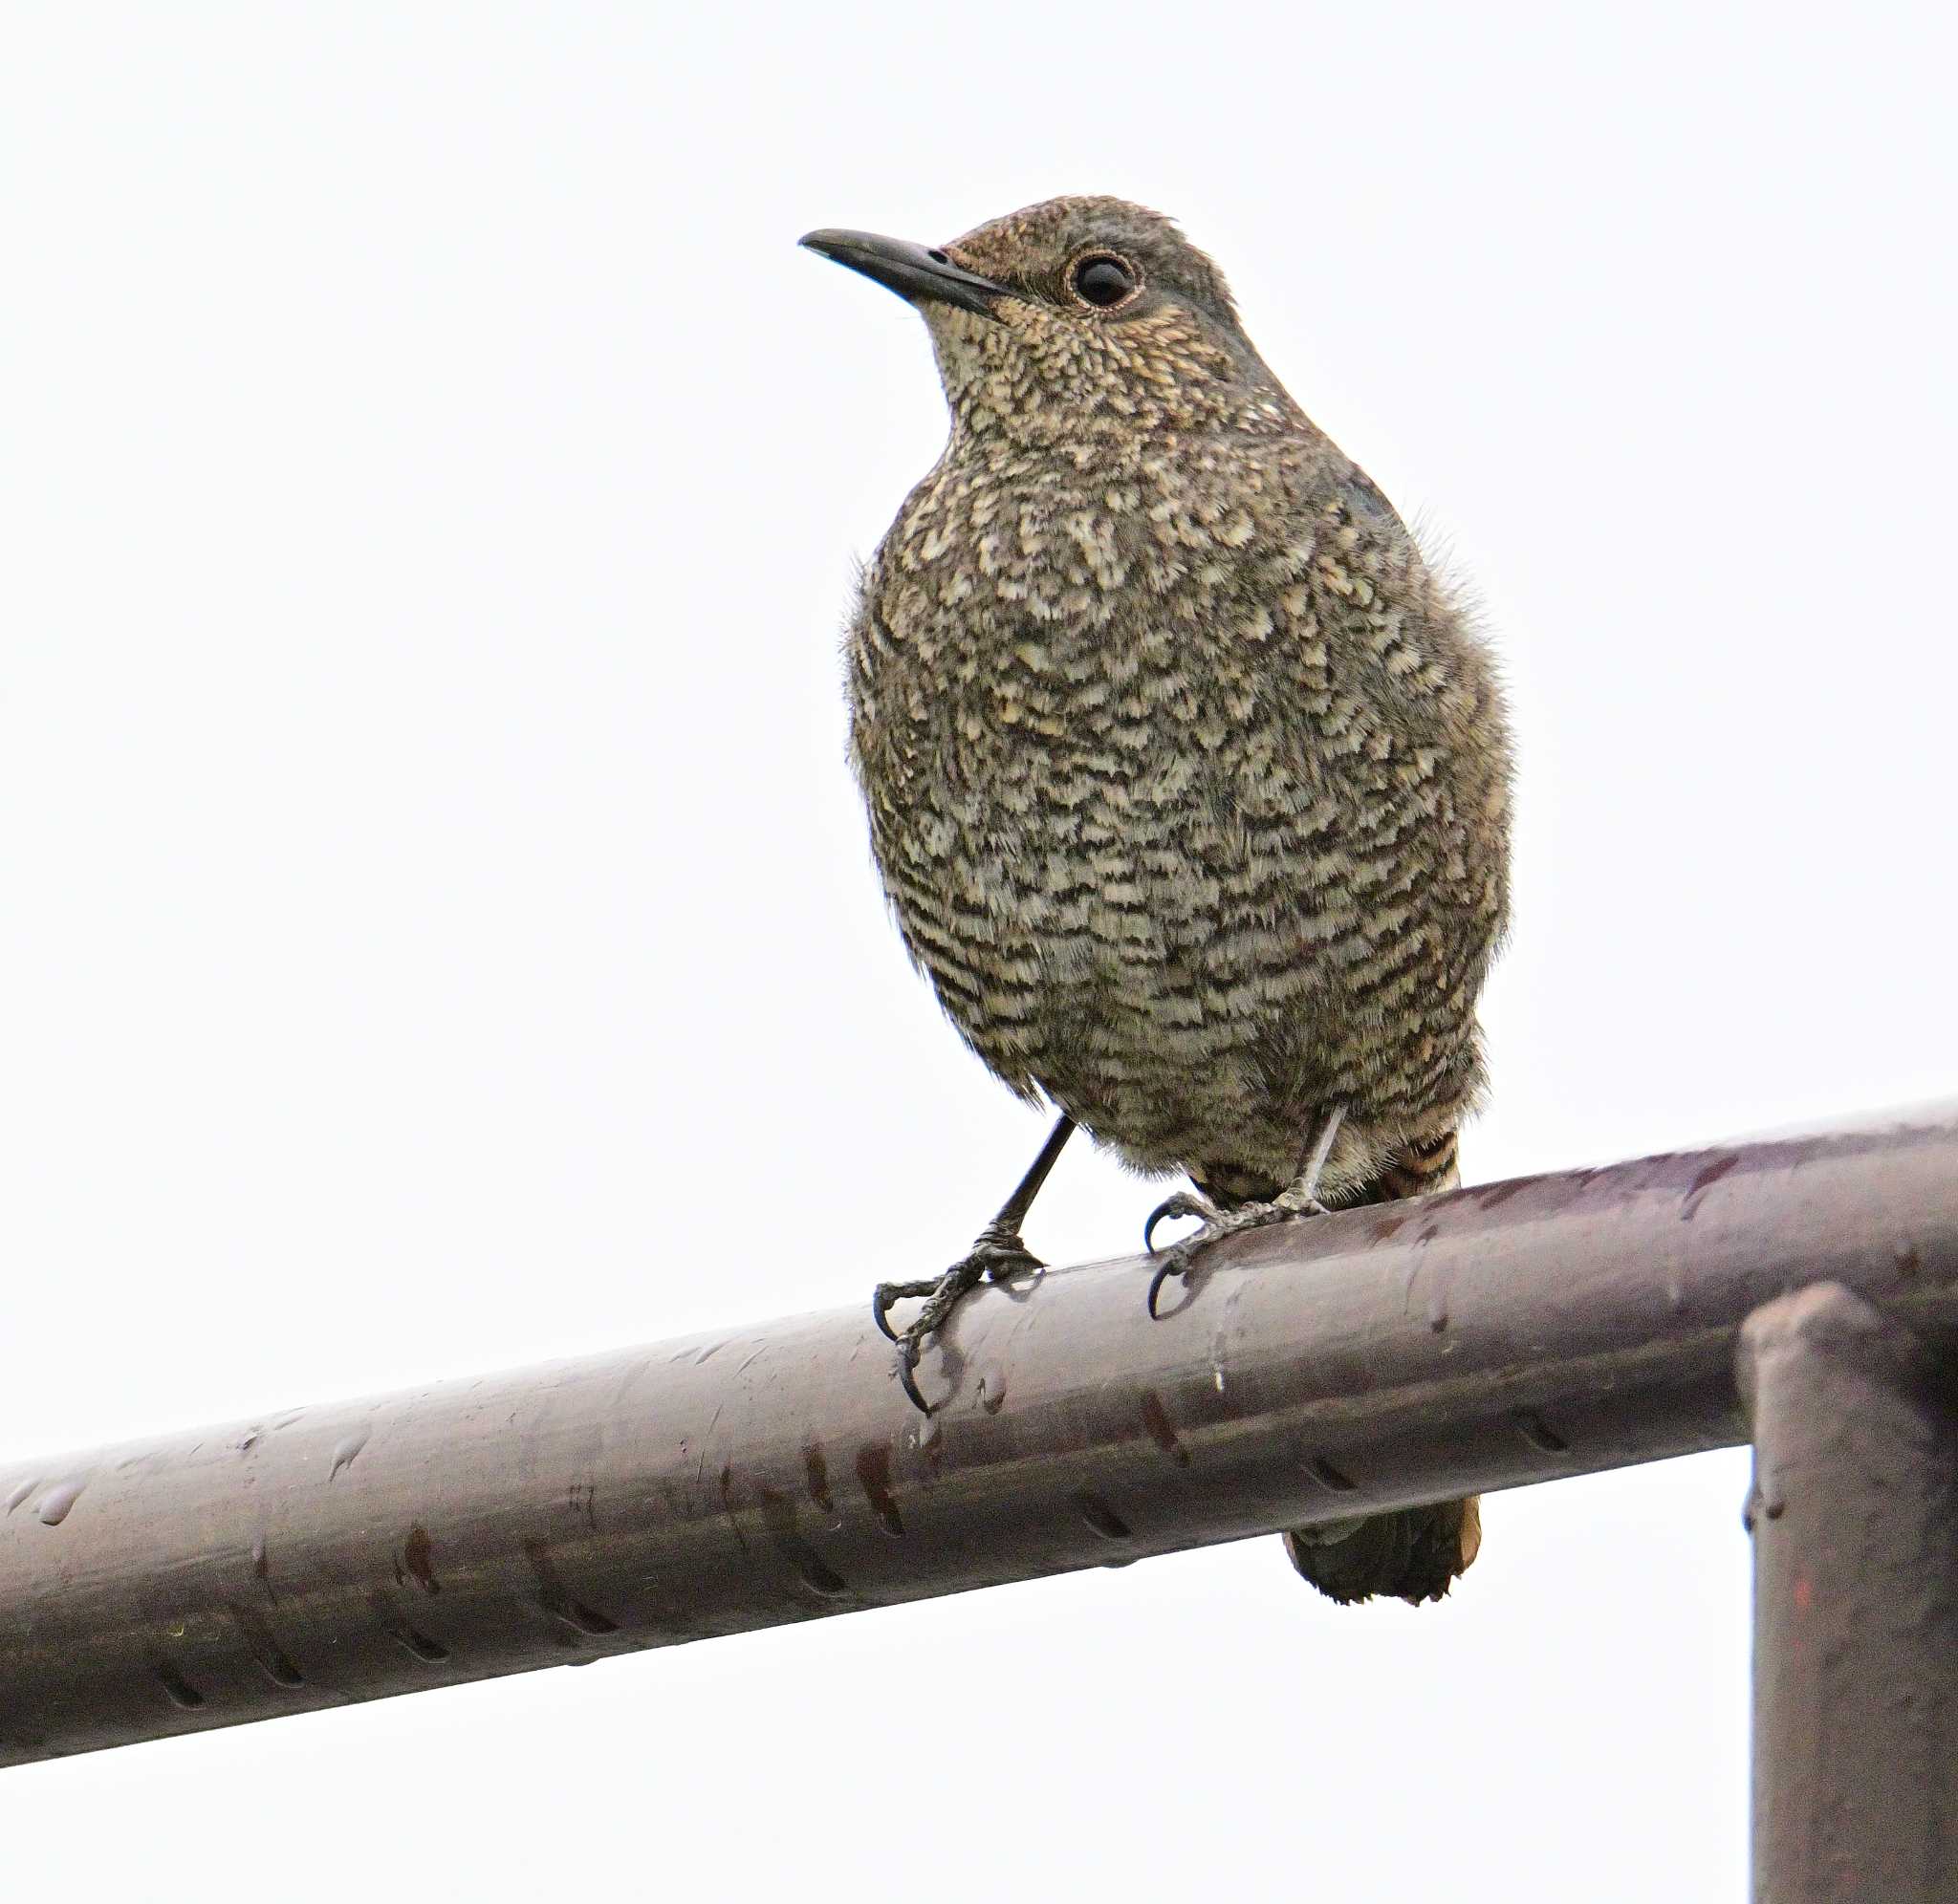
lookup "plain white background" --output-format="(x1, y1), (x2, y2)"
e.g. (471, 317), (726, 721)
(3, 4), (1952, 1896)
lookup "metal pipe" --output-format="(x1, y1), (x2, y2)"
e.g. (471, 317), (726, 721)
(3, 1102), (1955, 1767)
(1739, 1283), (1958, 1902)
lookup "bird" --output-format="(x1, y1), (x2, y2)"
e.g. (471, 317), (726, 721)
(802, 198), (1512, 1606)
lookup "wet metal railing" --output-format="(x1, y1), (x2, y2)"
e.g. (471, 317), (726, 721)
(4, 1104), (1955, 1898)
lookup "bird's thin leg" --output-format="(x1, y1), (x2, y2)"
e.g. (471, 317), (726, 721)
(1145, 1104), (1348, 1318)
(873, 1114), (1075, 1413)
(1290, 1101), (1347, 1209)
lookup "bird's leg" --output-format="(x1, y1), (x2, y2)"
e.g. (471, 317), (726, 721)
(1144, 1104), (1347, 1318)
(872, 1114), (1075, 1414)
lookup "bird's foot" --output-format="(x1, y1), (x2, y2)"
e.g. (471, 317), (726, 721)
(872, 1222), (1043, 1414)
(1142, 1187), (1330, 1318)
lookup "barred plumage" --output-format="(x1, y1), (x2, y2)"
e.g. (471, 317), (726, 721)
(811, 198), (1513, 1604)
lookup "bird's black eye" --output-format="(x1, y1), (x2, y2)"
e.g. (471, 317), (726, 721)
(1072, 254), (1138, 309)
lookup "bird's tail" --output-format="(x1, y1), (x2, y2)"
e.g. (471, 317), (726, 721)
(1282, 1497), (1481, 1607)
(1214, 1130), (1481, 1608)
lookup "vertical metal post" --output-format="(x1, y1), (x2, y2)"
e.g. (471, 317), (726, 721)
(1739, 1283), (1958, 1902)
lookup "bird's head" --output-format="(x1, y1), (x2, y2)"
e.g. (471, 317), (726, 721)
(802, 197), (1294, 450)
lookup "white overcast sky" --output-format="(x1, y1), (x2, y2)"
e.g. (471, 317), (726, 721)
(3, 5), (1953, 1897)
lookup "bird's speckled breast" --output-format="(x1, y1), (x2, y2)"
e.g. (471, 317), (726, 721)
(847, 429), (1511, 1195)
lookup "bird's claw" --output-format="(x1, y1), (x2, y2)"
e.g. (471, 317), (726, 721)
(1143, 1190), (1332, 1318)
(1145, 1254), (1186, 1321)
(870, 1279), (919, 1344)
(1142, 1188), (1223, 1255)
(872, 1231), (1044, 1414)
(1142, 1189), (1227, 1318)
(894, 1334), (930, 1415)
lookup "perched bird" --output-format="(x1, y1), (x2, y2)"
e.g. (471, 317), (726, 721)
(803, 199), (1512, 1605)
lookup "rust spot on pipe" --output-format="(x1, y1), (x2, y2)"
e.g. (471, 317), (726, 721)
(228, 1604), (304, 1688)
(802, 1441), (835, 1516)
(367, 1590), (449, 1663)
(855, 1444), (905, 1538)
(918, 1417), (946, 1475)
(1680, 1154), (1740, 1221)
(758, 1486), (848, 1597)
(523, 1540), (619, 1637)
(1139, 1391), (1191, 1467)
(400, 1525), (440, 1595)
(716, 1463), (753, 1557)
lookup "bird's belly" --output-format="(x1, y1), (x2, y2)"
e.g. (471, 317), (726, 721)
(879, 768), (1488, 1184)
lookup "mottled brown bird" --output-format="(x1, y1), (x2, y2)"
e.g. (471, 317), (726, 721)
(803, 198), (1512, 1605)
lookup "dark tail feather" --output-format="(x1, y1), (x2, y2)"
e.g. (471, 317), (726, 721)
(1251, 1129), (1481, 1608)
(1284, 1497), (1481, 1606)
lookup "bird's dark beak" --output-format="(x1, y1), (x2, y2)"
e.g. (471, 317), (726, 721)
(799, 228), (1011, 320)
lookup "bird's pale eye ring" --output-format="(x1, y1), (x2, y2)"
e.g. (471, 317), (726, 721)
(1068, 252), (1142, 312)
